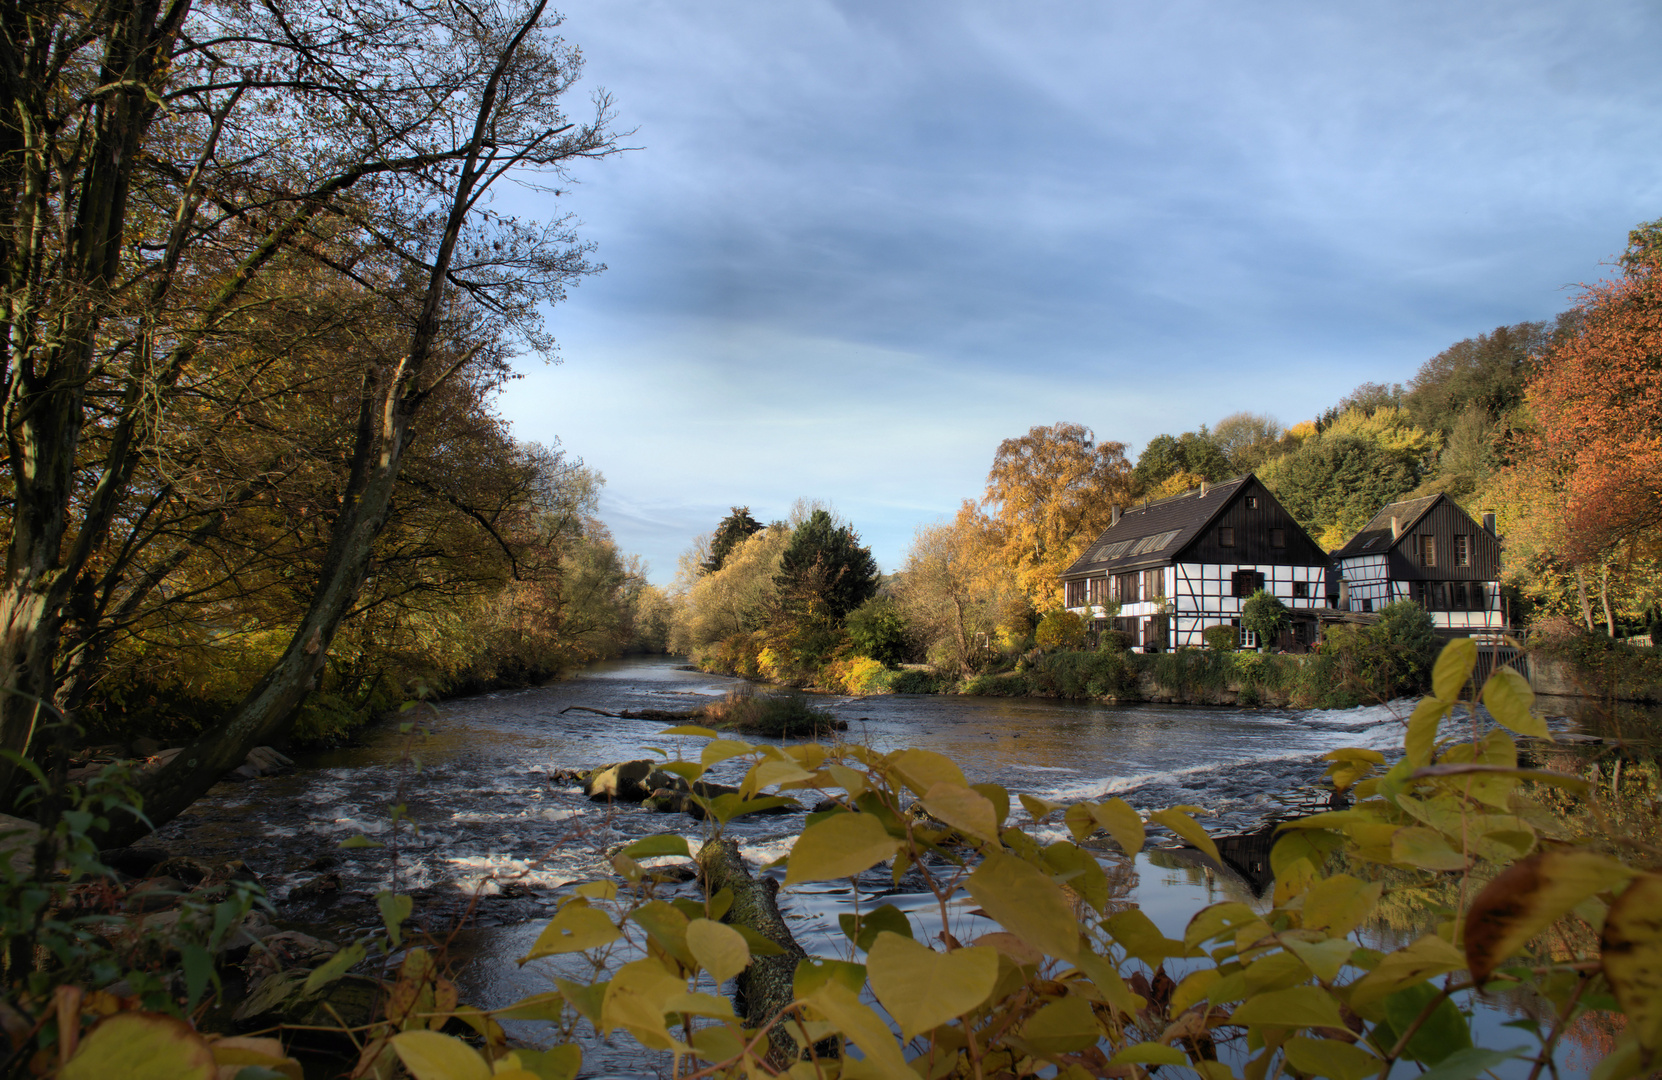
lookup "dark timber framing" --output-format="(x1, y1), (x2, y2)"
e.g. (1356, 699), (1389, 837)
(1061, 474), (1330, 651)
(1332, 494), (1505, 636)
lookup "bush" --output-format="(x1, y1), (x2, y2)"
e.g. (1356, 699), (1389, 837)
(1202, 624), (1239, 652)
(1034, 609), (1087, 650)
(884, 668), (944, 694)
(846, 597), (911, 667)
(837, 656), (889, 695)
(1318, 599), (1438, 700)
(703, 687), (844, 738)
(1097, 629), (1132, 653)
(1241, 589), (1291, 650)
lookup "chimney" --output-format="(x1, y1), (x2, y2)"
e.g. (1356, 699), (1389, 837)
(1200, 480), (1209, 497)
(1483, 512), (1496, 535)
(1110, 505), (1121, 527)
(1390, 516), (1401, 540)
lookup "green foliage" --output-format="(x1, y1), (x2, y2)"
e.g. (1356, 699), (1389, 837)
(1537, 631), (1662, 699)
(1240, 589), (1291, 649)
(1318, 599), (1438, 701)
(703, 688), (843, 739)
(1259, 421), (1429, 549)
(1034, 609), (1086, 650)
(1132, 428), (1233, 491)
(845, 597), (911, 667)
(702, 507), (764, 575)
(774, 509), (879, 625)
(1202, 623), (1239, 652)
(882, 668), (947, 694)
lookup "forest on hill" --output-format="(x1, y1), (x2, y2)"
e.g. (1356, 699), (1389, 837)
(670, 220), (1662, 689)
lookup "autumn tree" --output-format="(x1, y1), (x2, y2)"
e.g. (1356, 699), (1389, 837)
(895, 505), (1022, 676)
(702, 508), (764, 574)
(982, 423), (1135, 607)
(0, 0), (620, 830)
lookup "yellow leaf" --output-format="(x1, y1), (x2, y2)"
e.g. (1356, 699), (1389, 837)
(1229, 986), (1347, 1029)
(866, 934), (999, 1039)
(1090, 797), (1145, 855)
(1347, 935), (1469, 1010)
(1020, 793), (1065, 821)
(660, 725), (719, 737)
(1105, 908), (1192, 966)
(921, 782), (1001, 844)
(1601, 872), (1662, 1050)
(741, 757), (816, 798)
(505, 1045), (581, 1080)
(1284, 939), (1358, 984)
(825, 763), (869, 797)
(1391, 827), (1469, 871)
(803, 981), (913, 1080)
(702, 738), (754, 766)
(1170, 969), (1221, 1014)
(1069, 949), (1147, 1016)
(1019, 993), (1101, 1053)
(207, 1037), (302, 1080)
(1433, 638), (1478, 702)
(965, 851), (1080, 961)
(661, 991), (736, 1018)
(389, 1031), (492, 1080)
(1404, 697), (1449, 768)
(600, 959), (686, 1048)
(631, 900), (694, 968)
(1482, 667), (1548, 739)
(1284, 1036), (1382, 1080)
(686, 918), (750, 984)
(520, 903), (621, 961)
(784, 812), (901, 885)
(888, 748), (966, 796)
(1148, 808), (1220, 862)
(1466, 850), (1633, 983)
(61, 1014), (215, 1080)
(1302, 876), (1383, 938)
(1110, 1043), (1189, 1066)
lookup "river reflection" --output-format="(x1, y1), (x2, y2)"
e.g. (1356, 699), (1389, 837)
(146, 656), (1613, 1078)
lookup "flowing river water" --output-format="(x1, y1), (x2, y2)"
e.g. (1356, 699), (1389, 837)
(149, 656), (1620, 1077)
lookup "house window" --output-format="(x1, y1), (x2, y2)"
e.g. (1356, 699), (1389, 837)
(1234, 618), (1257, 649)
(1065, 580), (1085, 607)
(1219, 527), (1235, 547)
(1292, 581), (1310, 599)
(1087, 577), (1109, 605)
(1362, 598), (1374, 613)
(1246, 496), (1258, 509)
(1231, 570), (1265, 597)
(1454, 535), (1471, 567)
(1143, 569), (1165, 599)
(1114, 572), (1140, 603)
(1417, 535), (1436, 567)
(1270, 528), (1286, 548)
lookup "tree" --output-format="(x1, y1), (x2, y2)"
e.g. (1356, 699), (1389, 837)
(895, 505), (1019, 676)
(1259, 408), (1434, 549)
(0, 0), (620, 832)
(1240, 591), (1290, 653)
(773, 510), (879, 625)
(983, 423), (1135, 607)
(1211, 412), (1285, 473)
(1034, 610), (1086, 650)
(846, 597), (911, 667)
(1131, 430), (1232, 493)
(702, 508), (764, 574)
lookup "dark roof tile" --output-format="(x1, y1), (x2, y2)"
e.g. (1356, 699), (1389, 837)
(1062, 476), (1251, 577)
(1332, 494), (1441, 558)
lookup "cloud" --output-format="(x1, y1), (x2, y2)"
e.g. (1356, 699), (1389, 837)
(494, 0), (1662, 581)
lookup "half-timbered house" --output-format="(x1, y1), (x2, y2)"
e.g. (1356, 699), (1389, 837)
(1332, 494), (1504, 636)
(1060, 475), (1331, 651)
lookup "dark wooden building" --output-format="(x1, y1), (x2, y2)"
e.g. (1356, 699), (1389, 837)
(1331, 494), (1504, 635)
(1061, 474), (1331, 651)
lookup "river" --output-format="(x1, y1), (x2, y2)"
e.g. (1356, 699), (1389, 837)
(149, 655), (1615, 1077)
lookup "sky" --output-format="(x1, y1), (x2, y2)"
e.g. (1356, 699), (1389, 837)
(491, 1), (1662, 585)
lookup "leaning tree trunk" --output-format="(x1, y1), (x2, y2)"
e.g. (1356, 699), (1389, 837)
(697, 838), (828, 1069)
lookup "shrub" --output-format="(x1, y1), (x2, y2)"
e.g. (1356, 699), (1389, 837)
(884, 668), (944, 694)
(1097, 628), (1132, 653)
(1317, 599), (1438, 700)
(703, 687), (843, 738)
(1241, 589), (1291, 650)
(1034, 609), (1087, 650)
(846, 597), (912, 667)
(1202, 623), (1239, 652)
(839, 656), (889, 695)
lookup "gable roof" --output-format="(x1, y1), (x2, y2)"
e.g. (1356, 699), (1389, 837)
(1062, 475), (1252, 577)
(1332, 494), (1443, 559)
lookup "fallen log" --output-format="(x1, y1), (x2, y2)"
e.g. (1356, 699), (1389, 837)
(697, 838), (831, 1067)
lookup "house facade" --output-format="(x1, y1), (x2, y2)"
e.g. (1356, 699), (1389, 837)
(1061, 475), (1331, 651)
(1332, 494), (1505, 635)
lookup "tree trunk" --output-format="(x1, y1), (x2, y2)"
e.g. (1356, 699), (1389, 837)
(1600, 564), (1616, 638)
(1575, 567), (1595, 632)
(697, 838), (820, 1068)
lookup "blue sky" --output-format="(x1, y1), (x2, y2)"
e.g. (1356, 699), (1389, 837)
(494, 1), (1662, 584)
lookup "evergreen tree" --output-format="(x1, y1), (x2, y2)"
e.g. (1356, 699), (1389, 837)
(702, 507), (764, 574)
(774, 510), (879, 623)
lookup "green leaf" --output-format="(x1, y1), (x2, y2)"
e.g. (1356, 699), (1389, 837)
(377, 891), (414, 948)
(339, 835), (383, 849)
(732, 924), (787, 956)
(1019, 993), (1101, 1053)
(686, 918), (750, 983)
(867, 935), (998, 1039)
(1384, 983), (1470, 1064)
(1348, 935), (1467, 1010)
(888, 748), (966, 796)
(180, 943), (214, 1011)
(509, 1044), (583, 1080)
(303, 942), (366, 993)
(621, 834), (691, 860)
(658, 760), (706, 782)
(1433, 638), (1477, 702)
(919, 782), (1001, 844)
(1481, 667), (1548, 738)
(1104, 908), (1192, 967)
(792, 956), (868, 999)
(839, 902), (913, 952)
(1090, 797), (1146, 855)
(1391, 827), (1468, 871)
(1412, 1046), (1529, 1080)
(784, 812), (900, 884)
